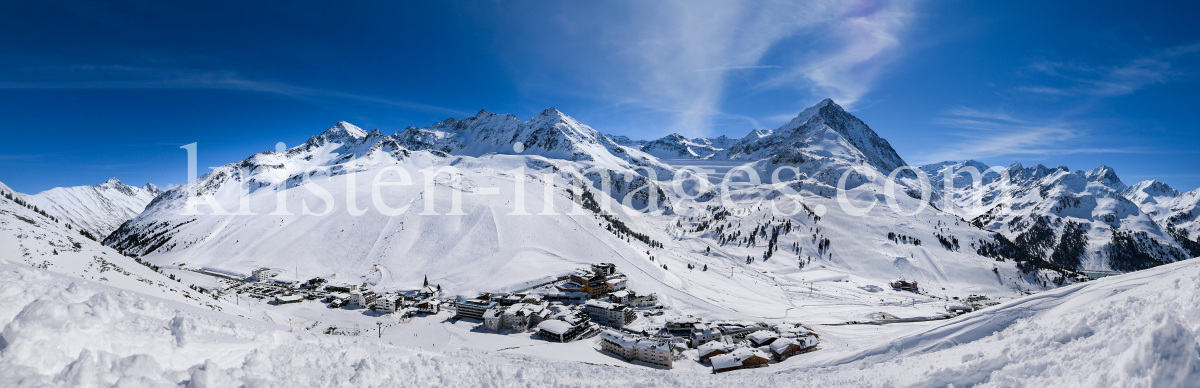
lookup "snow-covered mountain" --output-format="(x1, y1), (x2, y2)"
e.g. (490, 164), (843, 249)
(23, 178), (162, 240)
(637, 133), (722, 159)
(922, 160), (1200, 273)
(98, 100), (1075, 324)
(0, 180), (221, 310)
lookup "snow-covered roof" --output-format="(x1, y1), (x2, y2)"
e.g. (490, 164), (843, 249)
(610, 290), (629, 298)
(711, 347), (766, 370)
(600, 329), (636, 348)
(768, 337), (796, 353)
(710, 354), (742, 370)
(537, 320), (574, 335)
(275, 294), (302, 302)
(666, 316), (701, 325)
(698, 341), (735, 356)
(748, 330), (779, 343)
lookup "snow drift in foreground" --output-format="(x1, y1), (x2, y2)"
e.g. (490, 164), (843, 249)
(1, 255), (1197, 387)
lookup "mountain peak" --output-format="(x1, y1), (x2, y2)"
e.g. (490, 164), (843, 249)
(1085, 164), (1125, 189)
(103, 177), (122, 185)
(538, 107), (565, 118)
(142, 183), (162, 195)
(321, 121), (368, 140)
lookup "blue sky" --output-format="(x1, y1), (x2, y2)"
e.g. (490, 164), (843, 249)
(1, 0), (1198, 193)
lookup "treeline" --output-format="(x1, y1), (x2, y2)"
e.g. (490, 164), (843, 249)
(576, 188), (662, 249)
(1, 190), (60, 223)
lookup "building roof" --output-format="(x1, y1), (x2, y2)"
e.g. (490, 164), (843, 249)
(698, 341), (736, 357)
(666, 316), (702, 325)
(748, 330), (779, 344)
(768, 337), (796, 353)
(600, 329), (637, 348)
(483, 308), (503, 319)
(458, 299), (497, 309)
(275, 294), (303, 302)
(711, 347), (767, 370)
(601, 329), (669, 351)
(610, 290), (630, 298)
(537, 320), (575, 335)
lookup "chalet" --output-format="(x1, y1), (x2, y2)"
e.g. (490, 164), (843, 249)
(698, 341), (737, 361)
(747, 330), (780, 347)
(710, 347), (771, 373)
(274, 294), (303, 305)
(455, 299), (498, 320)
(768, 335), (819, 360)
(584, 300), (636, 328)
(349, 290), (378, 309)
(414, 298), (440, 314)
(536, 309), (590, 342)
(520, 294), (544, 304)
(690, 324), (723, 347)
(482, 307), (504, 332)
(598, 330), (674, 368)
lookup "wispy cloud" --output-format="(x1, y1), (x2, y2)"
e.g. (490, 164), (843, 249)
(0, 66), (471, 117)
(1018, 43), (1200, 98)
(511, 0), (918, 137)
(762, 1), (917, 109)
(912, 107), (1137, 164)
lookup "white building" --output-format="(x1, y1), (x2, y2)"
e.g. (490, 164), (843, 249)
(349, 290), (378, 309)
(374, 294), (405, 313)
(598, 330), (674, 368)
(252, 268), (272, 282)
(415, 298), (440, 314)
(584, 300), (636, 328)
(483, 307), (504, 332)
(502, 302), (550, 332)
(536, 308), (590, 342)
(689, 324), (723, 348)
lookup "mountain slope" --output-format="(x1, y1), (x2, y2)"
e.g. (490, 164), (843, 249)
(25, 178), (161, 239)
(0, 180), (220, 310)
(103, 102), (1068, 324)
(924, 160), (1200, 272)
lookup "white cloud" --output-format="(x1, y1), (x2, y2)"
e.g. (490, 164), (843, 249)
(506, 0), (918, 137)
(911, 107), (1135, 164)
(762, 1), (917, 109)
